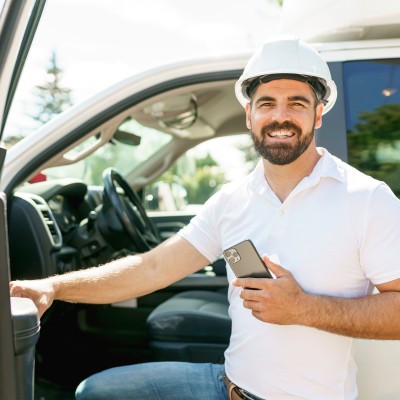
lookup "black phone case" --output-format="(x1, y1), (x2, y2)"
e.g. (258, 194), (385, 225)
(223, 239), (273, 278)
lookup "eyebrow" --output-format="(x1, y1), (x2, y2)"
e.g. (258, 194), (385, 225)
(288, 95), (312, 105)
(255, 95), (312, 106)
(255, 96), (274, 105)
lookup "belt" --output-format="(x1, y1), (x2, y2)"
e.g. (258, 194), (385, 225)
(224, 376), (264, 400)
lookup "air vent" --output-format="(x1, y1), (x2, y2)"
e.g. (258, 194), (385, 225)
(13, 192), (63, 248)
(38, 206), (60, 243)
(26, 195), (62, 247)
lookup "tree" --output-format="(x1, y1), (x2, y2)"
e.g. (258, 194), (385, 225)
(2, 134), (25, 149)
(31, 50), (73, 125)
(2, 51), (73, 149)
(151, 152), (227, 208)
(236, 141), (260, 173)
(182, 162), (226, 205)
(347, 103), (400, 195)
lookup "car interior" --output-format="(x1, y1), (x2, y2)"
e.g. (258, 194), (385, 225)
(7, 77), (248, 397)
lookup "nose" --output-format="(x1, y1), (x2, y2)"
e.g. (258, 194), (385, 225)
(271, 104), (291, 123)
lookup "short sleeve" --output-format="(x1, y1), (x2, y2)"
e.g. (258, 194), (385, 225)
(177, 190), (224, 263)
(360, 183), (400, 284)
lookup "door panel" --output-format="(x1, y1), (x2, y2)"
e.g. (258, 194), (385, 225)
(0, 194), (17, 400)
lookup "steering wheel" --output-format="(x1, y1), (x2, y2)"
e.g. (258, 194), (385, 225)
(102, 168), (161, 252)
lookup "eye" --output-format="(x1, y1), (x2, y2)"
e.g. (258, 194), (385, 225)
(259, 102), (274, 108)
(290, 102), (305, 108)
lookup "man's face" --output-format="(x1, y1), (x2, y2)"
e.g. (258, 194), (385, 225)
(245, 79), (324, 165)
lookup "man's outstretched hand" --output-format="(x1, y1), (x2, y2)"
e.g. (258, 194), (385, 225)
(10, 279), (55, 317)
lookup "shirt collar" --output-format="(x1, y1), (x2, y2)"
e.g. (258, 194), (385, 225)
(249, 147), (345, 195)
(310, 147), (345, 183)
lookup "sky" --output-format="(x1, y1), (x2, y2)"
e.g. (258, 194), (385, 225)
(5, 0), (282, 138)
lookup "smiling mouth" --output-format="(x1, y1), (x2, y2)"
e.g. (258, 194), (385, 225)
(268, 130), (295, 138)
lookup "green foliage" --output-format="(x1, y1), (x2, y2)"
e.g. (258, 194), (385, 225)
(236, 141), (260, 173)
(32, 50), (73, 124)
(183, 165), (225, 204)
(2, 134), (24, 149)
(156, 152), (226, 206)
(348, 103), (400, 194)
(195, 152), (218, 168)
(2, 51), (73, 149)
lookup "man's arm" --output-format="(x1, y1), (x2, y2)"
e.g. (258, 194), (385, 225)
(10, 235), (210, 317)
(234, 255), (400, 340)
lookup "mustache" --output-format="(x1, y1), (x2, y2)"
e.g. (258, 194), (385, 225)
(261, 121), (302, 136)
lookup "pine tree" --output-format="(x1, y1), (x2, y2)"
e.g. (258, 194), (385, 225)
(32, 50), (72, 124)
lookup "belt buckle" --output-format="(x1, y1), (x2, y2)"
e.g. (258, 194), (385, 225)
(228, 383), (236, 399)
(225, 376), (259, 400)
(237, 387), (256, 400)
(227, 380), (243, 400)
(231, 385), (255, 400)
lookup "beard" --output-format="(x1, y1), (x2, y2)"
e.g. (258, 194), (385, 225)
(251, 120), (315, 165)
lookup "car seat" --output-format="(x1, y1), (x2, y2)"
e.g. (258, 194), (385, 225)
(146, 290), (231, 363)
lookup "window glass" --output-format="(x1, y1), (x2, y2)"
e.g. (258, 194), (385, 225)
(145, 134), (257, 212)
(344, 60), (400, 196)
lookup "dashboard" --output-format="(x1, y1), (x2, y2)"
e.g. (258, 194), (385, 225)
(7, 179), (120, 280)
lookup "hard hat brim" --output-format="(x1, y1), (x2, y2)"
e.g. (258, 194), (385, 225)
(235, 73), (337, 115)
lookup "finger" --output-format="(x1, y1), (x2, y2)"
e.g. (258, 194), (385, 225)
(251, 310), (263, 321)
(242, 299), (254, 310)
(240, 288), (257, 300)
(262, 255), (290, 278)
(242, 298), (261, 311)
(233, 277), (267, 290)
(9, 282), (25, 297)
(36, 300), (50, 318)
(10, 282), (51, 318)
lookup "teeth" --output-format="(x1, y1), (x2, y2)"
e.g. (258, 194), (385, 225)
(269, 130), (294, 138)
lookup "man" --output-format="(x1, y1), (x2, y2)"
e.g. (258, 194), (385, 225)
(10, 37), (400, 400)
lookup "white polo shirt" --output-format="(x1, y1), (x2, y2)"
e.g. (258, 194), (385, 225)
(178, 148), (400, 400)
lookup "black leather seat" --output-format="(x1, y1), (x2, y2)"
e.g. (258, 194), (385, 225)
(147, 290), (231, 363)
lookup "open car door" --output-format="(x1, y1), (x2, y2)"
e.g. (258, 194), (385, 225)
(0, 1), (46, 399)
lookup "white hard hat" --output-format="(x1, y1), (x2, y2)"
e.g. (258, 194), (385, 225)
(235, 36), (337, 114)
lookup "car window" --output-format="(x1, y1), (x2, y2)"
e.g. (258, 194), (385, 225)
(344, 59), (400, 196)
(145, 134), (257, 212)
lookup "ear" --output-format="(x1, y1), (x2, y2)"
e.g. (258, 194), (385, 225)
(315, 102), (324, 129)
(245, 102), (252, 130)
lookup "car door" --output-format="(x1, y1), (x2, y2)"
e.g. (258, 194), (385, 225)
(0, 1), (46, 398)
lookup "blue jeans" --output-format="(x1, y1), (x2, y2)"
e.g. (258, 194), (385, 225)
(75, 362), (229, 400)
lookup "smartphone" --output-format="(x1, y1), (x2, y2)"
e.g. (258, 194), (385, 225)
(223, 239), (273, 279)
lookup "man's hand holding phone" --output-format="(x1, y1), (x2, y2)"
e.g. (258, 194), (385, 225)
(232, 253), (309, 326)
